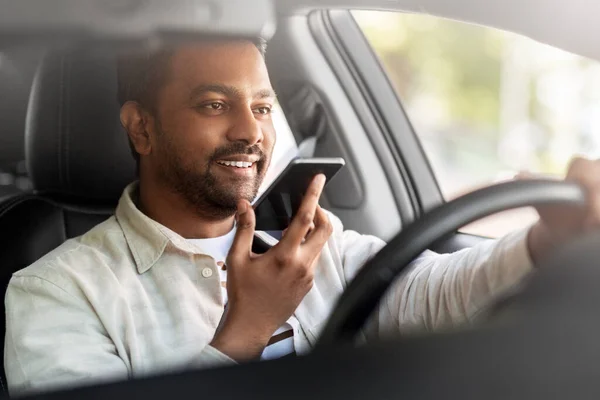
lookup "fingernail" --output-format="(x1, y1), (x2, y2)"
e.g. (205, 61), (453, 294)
(316, 174), (326, 185)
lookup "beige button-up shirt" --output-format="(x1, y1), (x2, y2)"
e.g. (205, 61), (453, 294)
(4, 183), (534, 395)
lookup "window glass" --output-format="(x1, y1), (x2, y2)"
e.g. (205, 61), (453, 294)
(259, 103), (298, 194)
(354, 11), (600, 237)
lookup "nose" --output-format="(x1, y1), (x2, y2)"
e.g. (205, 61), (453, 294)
(226, 108), (264, 145)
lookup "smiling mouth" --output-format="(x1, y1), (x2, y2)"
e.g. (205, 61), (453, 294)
(216, 160), (255, 169)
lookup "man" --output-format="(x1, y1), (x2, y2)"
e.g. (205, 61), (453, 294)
(4, 38), (600, 395)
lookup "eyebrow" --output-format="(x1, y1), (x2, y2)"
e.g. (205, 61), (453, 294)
(189, 84), (276, 101)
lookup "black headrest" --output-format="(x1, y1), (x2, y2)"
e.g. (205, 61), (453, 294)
(25, 48), (136, 204)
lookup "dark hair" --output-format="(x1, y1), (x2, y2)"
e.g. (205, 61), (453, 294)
(117, 37), (267, 166)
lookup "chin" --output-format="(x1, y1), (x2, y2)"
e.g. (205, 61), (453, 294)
(228, 183), (259, 200)
(213, 189), (257, 209)
(235, 191), (258, 205)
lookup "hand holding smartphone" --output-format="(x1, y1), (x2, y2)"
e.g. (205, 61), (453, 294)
(252, 157), (345, 231)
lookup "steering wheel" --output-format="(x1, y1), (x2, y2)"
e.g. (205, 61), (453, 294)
(315, 179), (586, 347)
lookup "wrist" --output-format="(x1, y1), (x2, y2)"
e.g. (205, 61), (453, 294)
(210, 314), (274, 362)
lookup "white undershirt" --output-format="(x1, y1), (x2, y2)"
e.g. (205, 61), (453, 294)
(188, 228), (296, 360)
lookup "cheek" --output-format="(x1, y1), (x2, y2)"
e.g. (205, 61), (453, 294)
(262, 124), (277, 153)
(166, 112), (229, 158)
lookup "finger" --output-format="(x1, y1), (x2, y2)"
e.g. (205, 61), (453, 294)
(281, 224), (313, 240)
(278, 174), (326, 249)
(566, 157), (600, 205)
(514, 170), (536, 180)
(227, 200), (255, 265)
(514, 170), (558, 181)
(301, 205), (333, 259)
(306, 222), (316, 237)
(576, 159), (600, 230)
(566, 157), (600, 184)
(555, 157), (600, 230)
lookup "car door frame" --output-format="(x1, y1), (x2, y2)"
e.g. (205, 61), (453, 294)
(311, 9), (492, 251)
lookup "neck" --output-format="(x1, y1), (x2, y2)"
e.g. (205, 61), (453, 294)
(137, 178), (235, 239)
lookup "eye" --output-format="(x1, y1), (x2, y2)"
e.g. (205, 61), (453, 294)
(253, 106), (272, 115)
(197, 101), (229, 115)
(205, 102), (226, 110)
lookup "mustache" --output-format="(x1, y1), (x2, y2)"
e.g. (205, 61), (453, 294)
(210, 143), (265, 162)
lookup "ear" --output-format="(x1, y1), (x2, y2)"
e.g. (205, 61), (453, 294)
(120, 101), (153, 157)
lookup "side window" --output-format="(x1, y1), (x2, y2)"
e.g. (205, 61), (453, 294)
(353, 11), (600, 237)
(258, 103), (298, 194)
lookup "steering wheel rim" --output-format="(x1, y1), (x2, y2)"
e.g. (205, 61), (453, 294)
(315, 179), (586, 348)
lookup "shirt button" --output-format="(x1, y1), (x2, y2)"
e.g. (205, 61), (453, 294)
(201, 268), (213, 278)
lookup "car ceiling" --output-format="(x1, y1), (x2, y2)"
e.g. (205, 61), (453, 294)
(275, 0), (600, 63)
(0, 1), (597, 65)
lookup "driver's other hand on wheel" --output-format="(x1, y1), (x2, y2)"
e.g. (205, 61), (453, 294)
(524, 157), (600, 265)
(211, 175), (332, 361)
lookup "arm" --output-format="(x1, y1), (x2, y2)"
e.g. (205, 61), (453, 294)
(4, 273), (233, 396)
(337, 157), (600, 336)
(379, 229), (534, 333)
(4, 274), (129, 395)
(336, 218), (533, 335)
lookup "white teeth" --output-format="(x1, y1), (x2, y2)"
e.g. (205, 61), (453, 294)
(217, 160), (254, 168)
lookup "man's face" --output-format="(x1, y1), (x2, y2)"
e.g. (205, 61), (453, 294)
(148, 41), (276, 218)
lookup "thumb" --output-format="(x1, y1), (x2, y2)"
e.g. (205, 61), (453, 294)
(514, 171), (558, 181)
(228, 200), (256, 264)
(514, 170), (537, 180)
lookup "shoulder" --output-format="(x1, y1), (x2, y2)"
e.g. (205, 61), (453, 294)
(323, 209), (385, 249)
(322, 210), (385, 265)
(11, 216), (129, 293)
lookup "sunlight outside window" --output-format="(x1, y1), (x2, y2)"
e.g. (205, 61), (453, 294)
(354, 11), (600, 237)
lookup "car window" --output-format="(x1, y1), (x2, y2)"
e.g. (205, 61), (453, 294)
(353, 11), (600, 237)
(258, 103), (298, 194)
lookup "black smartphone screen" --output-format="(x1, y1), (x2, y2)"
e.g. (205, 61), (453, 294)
(252, 158), (345, 232)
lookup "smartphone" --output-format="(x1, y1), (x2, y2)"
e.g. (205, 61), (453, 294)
(252, 157), (345, 232)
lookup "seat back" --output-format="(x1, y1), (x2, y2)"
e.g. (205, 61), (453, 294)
(0, 48), (136, 392)
(0, 50), (39, 202)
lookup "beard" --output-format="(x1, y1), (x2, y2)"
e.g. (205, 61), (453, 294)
(155, 129), (270, 220)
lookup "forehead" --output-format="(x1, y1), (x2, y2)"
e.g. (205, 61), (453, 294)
(166, 40), (272, 95)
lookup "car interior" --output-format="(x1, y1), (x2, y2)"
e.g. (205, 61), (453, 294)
(2, 0), (600, 398)
(0, 49), (38, 202)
